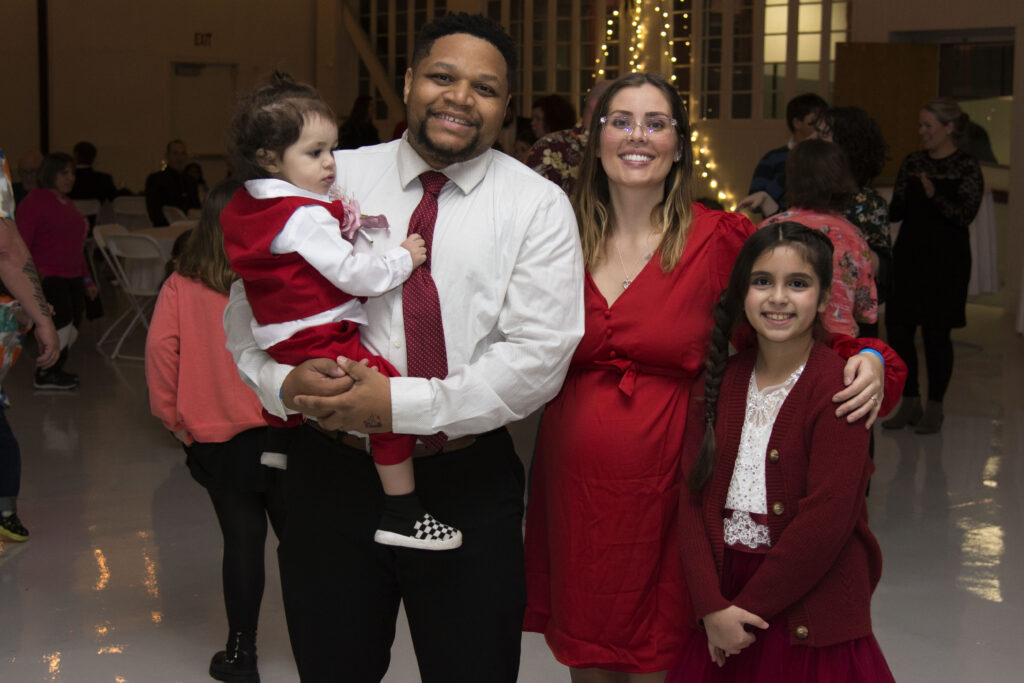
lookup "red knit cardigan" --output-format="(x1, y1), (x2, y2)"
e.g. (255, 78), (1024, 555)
(678, 341), (883, 647)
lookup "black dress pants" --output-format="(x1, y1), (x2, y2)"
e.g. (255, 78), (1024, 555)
(886, 322), (955, 402)
(279, 425), (526, 683)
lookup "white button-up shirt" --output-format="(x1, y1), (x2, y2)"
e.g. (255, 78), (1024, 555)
(224, 136), (585, 439)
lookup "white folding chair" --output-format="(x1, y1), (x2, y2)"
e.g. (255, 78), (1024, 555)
(77, 199), (105, 288)
(162, 205), (188, 224)
(94, 230), (164, 361)
(72, 198), (101, 219)
(112, 195), (152, 230)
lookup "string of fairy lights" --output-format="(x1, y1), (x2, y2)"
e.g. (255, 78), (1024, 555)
(593, 1), (735, 210)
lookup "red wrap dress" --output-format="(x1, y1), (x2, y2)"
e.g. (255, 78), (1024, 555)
(523, 204), (756, 672)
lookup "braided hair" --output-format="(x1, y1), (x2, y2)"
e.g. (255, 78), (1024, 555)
(686, 222), (834, 492)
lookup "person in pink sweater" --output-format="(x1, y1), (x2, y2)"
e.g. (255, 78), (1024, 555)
(145, 180), (279, 683)
(668, 222), (898, 682)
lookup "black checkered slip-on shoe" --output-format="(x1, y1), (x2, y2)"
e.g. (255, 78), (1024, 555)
(374, 512), (462, 550)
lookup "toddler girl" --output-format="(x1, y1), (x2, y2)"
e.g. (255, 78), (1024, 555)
(221, 72), (461, 550)
(669, 222), (895, 682)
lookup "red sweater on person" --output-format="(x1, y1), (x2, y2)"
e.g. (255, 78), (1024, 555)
(679, 341), (884, 648)
(14, 188), (89, 279)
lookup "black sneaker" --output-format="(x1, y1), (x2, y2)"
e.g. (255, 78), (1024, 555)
(34, 370), (79, 390)
(0, 513), (29, 542)
(374, 512), (463, 550)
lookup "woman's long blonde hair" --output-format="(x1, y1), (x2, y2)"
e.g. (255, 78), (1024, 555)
(573, 72), (694, 272)
(175, 179), (242, 294)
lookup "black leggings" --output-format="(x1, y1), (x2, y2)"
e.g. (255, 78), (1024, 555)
(886, 322), (954, 402)
(206, 476), (286, 632)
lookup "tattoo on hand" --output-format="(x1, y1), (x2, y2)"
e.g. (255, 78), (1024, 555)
(363, 414), (383, 429)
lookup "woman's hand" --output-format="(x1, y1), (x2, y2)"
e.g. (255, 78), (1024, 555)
(703, 605), (768, 661)
(833, 351), (884, 427)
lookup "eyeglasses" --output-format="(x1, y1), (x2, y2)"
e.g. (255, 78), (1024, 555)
(599, 114), (678, 138)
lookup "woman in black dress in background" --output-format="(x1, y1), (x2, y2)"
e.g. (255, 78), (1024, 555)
(883, 98), (983, 434)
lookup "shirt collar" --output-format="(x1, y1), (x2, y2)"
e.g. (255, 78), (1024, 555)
(396, 133), (493, 195)
(244, 178), (330, 202)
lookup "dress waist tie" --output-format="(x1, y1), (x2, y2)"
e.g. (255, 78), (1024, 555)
(585, 359), (691, 397)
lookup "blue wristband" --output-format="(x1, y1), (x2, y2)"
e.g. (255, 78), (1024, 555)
(858, 347), (885, 368)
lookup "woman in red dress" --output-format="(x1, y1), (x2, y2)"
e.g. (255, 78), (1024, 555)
(522, 73), (896, 683)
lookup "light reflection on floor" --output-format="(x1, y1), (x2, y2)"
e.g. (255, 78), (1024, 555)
(1, 302), (1022, 682)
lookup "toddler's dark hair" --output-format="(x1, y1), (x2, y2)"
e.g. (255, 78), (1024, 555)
(687, 222), (834, 492)
(227, 71), (336, 181)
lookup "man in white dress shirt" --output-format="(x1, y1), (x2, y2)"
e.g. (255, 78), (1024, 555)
(224, 13), (583, 683)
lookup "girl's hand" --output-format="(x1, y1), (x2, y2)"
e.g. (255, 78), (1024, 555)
(833, 351), (884, 427)
(401, 234), (427, 268)
(708, 641), (727, 668)
(703, 605), (769, 656)
(86, 282), (99, 300)
(919, 172), (935, 198)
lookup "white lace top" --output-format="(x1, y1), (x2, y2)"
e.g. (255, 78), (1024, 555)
(722, 364), (805, 550)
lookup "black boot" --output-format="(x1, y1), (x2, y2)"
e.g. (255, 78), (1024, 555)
(209, 630), (259, 682)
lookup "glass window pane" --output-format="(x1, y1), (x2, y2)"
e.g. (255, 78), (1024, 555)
(832, 2), (848, 31)
(765, 6), (788, 34)
(734, 10), (753, 35)
(734, 37), (753, 63)
(765, 0), (787, 5)
(706, 38), (722, 64)
(796, 63), (819, 91)
(733, 66), (752, 91)
(702, 93), (720, 120)
(557, 20), (572, 40)
(533, 71), (547, 91)
(797, 33), (820, 62)
(798, 4), (822, 32)
(534, 22), (546, 41)
(764, 35), (787, 63)
(557, 44), (570, 66)
(732, 93), (752, 119)
(556, 71), (571, 93)
(830, 31), (847, 61)
(674, 67), (690, 92)
(533, 44), (546, 67)
(705, 66), (721, 91)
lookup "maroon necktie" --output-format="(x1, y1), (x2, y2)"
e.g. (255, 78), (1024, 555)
(403, 171), (449, 450)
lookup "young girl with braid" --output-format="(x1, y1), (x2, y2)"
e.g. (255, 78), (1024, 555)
(669, 222), (896, 682)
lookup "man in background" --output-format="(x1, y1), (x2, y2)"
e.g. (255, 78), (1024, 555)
(144, 139), (199, 226)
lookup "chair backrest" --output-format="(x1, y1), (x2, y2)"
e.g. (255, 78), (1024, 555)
(73, 199), (101, 217)
(103, 233), (166, 296)
(92, 223), (129, 250)
(112, 195), (151, 229)
(163, 205), (188, 223)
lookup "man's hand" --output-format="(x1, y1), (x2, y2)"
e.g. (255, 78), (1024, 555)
(833, 351), (884, 428)
(281, 357), (354, 416)
(292, 357), (393, 433)
(33, 316), (60, 369)
(737, 190), (779, 216)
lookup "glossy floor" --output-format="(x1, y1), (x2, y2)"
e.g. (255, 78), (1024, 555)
(1, 302), (1022, 682)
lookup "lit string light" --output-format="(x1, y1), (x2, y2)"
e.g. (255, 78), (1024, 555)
(690, 129), (735, 210)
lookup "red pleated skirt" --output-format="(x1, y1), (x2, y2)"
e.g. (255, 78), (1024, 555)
(667, 548), (895, 683)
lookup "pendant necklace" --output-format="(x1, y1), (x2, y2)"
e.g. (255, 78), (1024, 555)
(613, 238), (653, 290)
